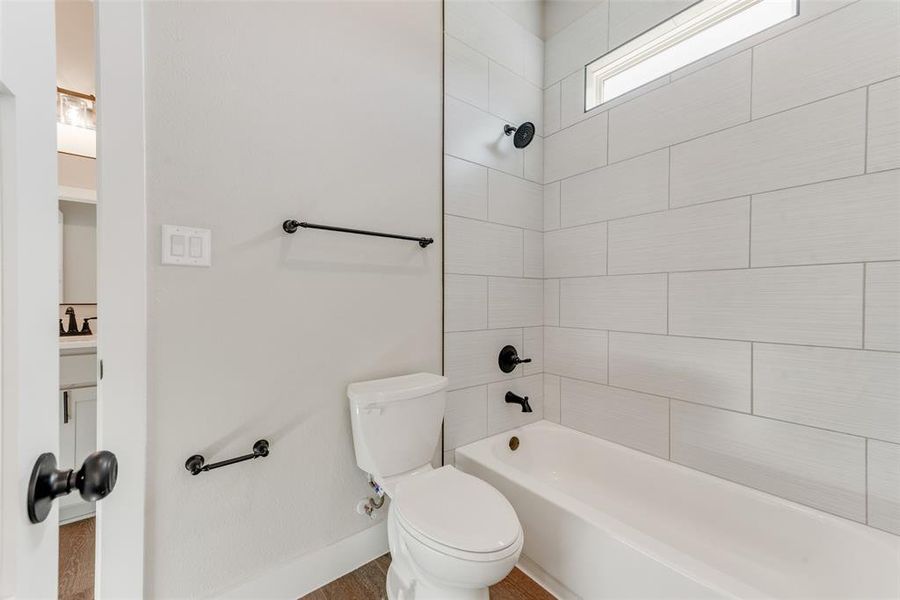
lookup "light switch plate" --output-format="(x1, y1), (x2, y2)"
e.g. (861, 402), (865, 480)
(161, 225), (211, 266)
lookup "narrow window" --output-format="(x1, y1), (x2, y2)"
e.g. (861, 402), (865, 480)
(585, 0), (798, 109)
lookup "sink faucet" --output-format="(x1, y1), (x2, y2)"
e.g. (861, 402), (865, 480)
(60, 307), (95, 337)
(505, 391), (532, 413)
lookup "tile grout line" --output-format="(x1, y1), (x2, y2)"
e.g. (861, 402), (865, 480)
(537, 324), (900, 355)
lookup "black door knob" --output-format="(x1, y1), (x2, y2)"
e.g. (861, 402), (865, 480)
(27, 450), (118, 523)
(498, 345), (532, 373)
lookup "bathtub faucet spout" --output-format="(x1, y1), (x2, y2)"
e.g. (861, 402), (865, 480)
(505, 391), (532, 413)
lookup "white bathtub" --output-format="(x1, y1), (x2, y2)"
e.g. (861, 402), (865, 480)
(455, 421), (900, 599)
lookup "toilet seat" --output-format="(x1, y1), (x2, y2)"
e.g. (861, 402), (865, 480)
(393, 466), (522, 562)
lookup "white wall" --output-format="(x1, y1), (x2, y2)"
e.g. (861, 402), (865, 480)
(442, 0), (547, 463)
(141, 2), (442, 596)
(542, 0), (900, 535)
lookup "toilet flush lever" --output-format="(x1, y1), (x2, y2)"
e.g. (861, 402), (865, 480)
(498, 345), (532, 373)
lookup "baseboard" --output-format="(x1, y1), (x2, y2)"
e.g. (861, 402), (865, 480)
(218, 521), (388, 599)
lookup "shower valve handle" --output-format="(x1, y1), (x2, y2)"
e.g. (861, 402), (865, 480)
(498, 345), (531, 373)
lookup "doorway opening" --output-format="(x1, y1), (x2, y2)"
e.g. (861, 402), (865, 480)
(56, 1), (98, 597)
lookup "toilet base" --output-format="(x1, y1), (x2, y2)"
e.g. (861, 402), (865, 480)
(386, 560), (489, 600)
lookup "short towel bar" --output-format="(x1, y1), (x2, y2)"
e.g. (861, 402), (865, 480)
(185, 440), (269, 476)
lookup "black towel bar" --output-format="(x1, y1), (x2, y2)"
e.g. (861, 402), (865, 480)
(282, 219), (433, 248)
(185, 440), (269, 476)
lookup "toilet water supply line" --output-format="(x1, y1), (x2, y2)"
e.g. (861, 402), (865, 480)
(362, 477), (385, 519)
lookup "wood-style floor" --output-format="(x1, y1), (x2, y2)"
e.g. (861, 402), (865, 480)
(300, 553), (554, 600)
(59, 517), (95, 600)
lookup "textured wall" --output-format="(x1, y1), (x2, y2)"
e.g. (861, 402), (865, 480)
(442, 0), (547, 462)
(542, 0), (900, 535)
(142, 2), (442, 595)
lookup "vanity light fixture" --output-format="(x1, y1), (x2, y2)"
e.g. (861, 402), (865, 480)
(57, 87), (97, 158)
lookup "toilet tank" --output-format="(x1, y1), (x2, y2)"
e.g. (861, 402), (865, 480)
(348, 373), (448, 478)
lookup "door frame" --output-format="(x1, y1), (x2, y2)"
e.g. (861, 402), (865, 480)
(94, 1), (148, 596)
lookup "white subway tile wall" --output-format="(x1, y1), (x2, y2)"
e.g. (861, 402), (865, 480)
(443, 1), (546, 454)
(538, 0), (900, 535)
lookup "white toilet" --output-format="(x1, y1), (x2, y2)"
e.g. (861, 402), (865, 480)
(348, 372), (523, 600)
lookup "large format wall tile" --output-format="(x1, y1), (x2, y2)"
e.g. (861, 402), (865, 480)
(867, 77), (900, 173)
(445, 35), (489, 110)
(608, 197), (750, 274)
(752, 0), (900, 118)
(561, 379), (670, 458)
(545, 0), (605, 40)
(669, 264), (863, 347)
(523, 133), (544, 183)
(751, 171), (900, 267)
(544, 279), (560, 326)
(444, 386), (487, 449)
(445, 216), (523, 277)
(489, 61), (543, 136)
(446, 0), (538, 81)
(609, 332), (750, 412)
(560, 148), (669, 227)
(488, 170), (543, 231)
(488, 374), (543, 434)
(608, 51), (751, 162)
(670, 90), (866, 207)
(560, 70), (586, 130)
(865, 262), (900, 352)
(445, 96), (523, 176)
(524, 230), (543, 278)
(544, 182), (561, 231)
(545, 3), (608, 85)
(544, 373), (561, 423)
(445, 156), (487, 220)
(523, 326), (543, 376)
(445, 275), (487, 332)
(445, 328), (522, 390)
(544, 327), (608, 383)
(754, 344), (900, 443)
(545, 114), (608, 182)
(560, 274), (667, 334)
(544, 83), (561, 136)
(608, 0), (694, 48)
(671, 401), (867, 521)
(544, 222), (607, 278)
(488, 277), (543, 328)
(868, 440), (900, 535)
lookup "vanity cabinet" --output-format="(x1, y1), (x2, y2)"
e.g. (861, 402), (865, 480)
(59, 351), (98, 523)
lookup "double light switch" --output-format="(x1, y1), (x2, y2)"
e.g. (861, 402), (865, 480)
(161, 225), (212, 267)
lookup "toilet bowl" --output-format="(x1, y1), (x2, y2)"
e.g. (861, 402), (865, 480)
(347, 373), (523, 599)
(382, 466), (523, 599)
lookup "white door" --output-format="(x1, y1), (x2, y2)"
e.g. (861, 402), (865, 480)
(1, 1), (147, 596)
(0, 2), (66, 596)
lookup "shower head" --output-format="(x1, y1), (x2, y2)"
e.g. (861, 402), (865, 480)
(503, 121), (535, 149)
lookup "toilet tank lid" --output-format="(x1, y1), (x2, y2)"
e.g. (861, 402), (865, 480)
(348, 373), (448, 406)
